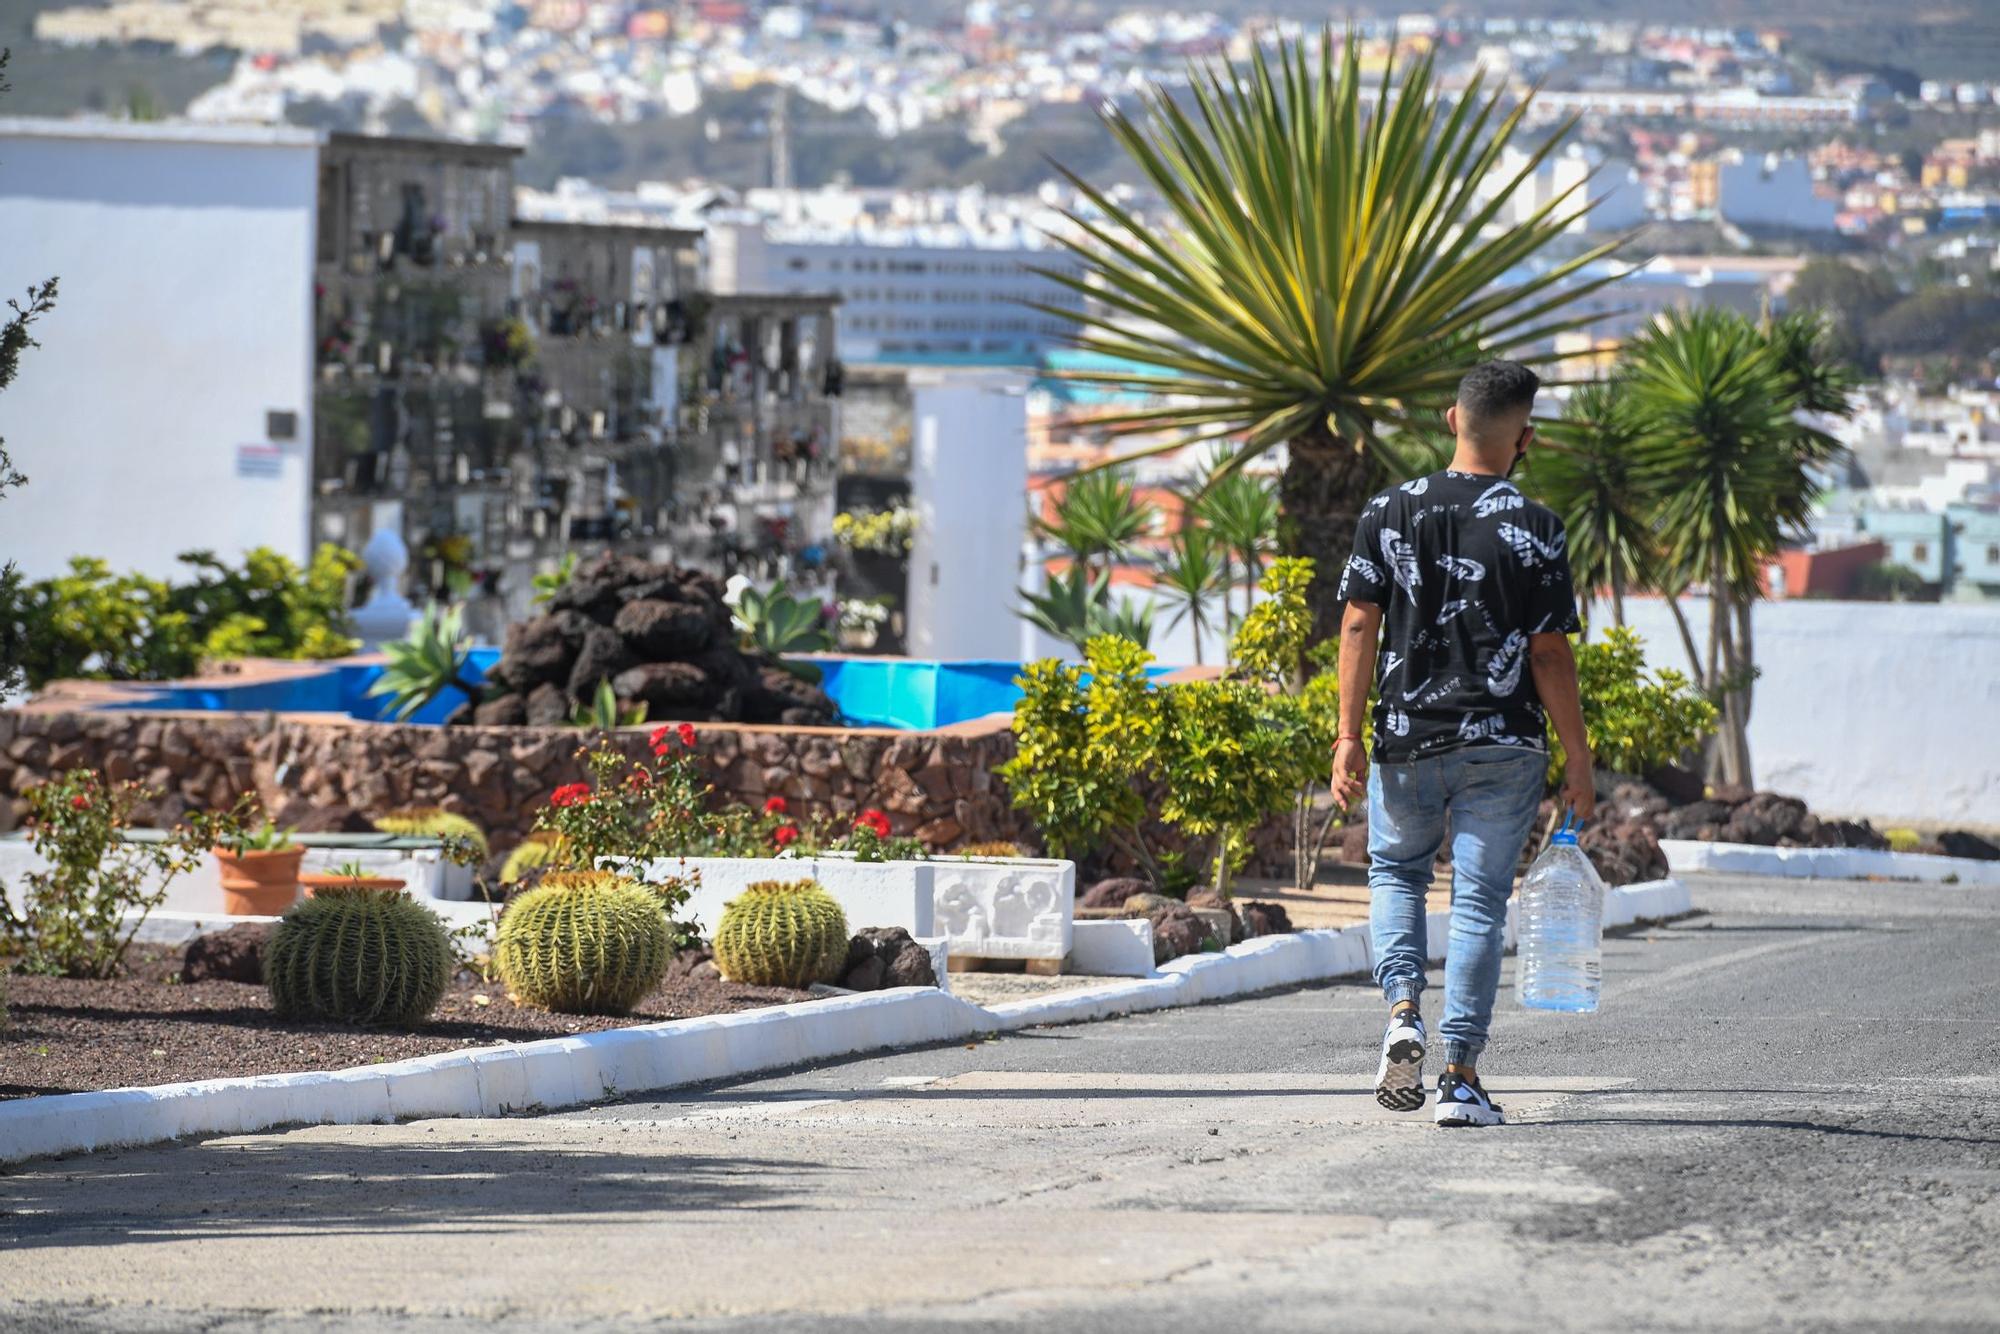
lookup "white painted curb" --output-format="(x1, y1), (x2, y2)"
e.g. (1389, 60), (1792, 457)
(1662, 839), (2000, 887)
(0, 881), (1687, 1166)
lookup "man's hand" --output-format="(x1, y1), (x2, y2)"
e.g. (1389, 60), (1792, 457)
(1330, 738), (1369, 809)
(1561, 758), (1598, 823)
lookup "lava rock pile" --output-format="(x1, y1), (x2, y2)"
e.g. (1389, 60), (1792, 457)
(458, 554), (838, 728)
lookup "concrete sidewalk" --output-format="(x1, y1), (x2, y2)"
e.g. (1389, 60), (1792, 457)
(2, 877), (1995, 1332)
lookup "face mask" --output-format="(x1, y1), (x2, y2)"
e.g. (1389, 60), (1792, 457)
(1505, 426), (1531, 478)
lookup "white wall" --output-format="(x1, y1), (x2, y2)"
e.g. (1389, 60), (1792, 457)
(1600, 597), (2000, 826)
(907, 370), (1028, 659)
(0, 120), (319, 582)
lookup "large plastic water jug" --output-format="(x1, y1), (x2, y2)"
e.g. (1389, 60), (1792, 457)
(1517, 813), (1606, 1012)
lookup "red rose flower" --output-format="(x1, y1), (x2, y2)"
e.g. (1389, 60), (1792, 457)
(677, 722), (697, 750)
(649, 724), (673, 756)
(70, 794), (90, 810)
(857, 808), (892, 838)
(625, 770), (650, 790)
(550, 783), (593, 808)
(763, 796), (788, 815)
(773, 823), (800, 848)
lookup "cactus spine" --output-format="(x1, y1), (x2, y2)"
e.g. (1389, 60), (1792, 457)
(374, 806), (489, 856)
(711, 879), (849, 988)
(496, 870), (669, 1014)
(265, 888), (453, 1026)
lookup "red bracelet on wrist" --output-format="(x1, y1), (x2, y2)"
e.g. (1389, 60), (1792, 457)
(1336, 734), (1362, 744)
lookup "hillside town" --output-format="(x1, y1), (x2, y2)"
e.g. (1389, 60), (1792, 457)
(2, 5), (1999, 1329)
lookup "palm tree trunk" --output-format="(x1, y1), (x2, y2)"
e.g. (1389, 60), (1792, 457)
(1280, 424), (1371, 647)
(1611, 569), (1626, 628)
(1665, 591), (1705, 691)
(1731, 593), (1756, 788)
(1191, 609), (1205, 666)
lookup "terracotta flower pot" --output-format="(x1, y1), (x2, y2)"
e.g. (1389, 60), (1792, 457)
(300, 871), (407, 898)
(214, 846), (306, 916)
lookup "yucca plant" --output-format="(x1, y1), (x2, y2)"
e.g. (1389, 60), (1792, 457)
(367, 603), (478, 721)
(1154, 525), (1225, 664)
(1521, 380), (1658, 630)
(1019, 564), (1155, 652)
(1189, 466), (1278, 634)
(1032, 30), (1624, 636)
(1622, 308), (1805, 788)
(1034, 469), (1158, 578)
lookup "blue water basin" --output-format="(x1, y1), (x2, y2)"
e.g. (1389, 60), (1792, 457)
(97, 653), (1170, 731)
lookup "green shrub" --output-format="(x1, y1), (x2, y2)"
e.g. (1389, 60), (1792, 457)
(374, 807), (489, 857)
(496, 871), (670, 1014)
(1001, 634), (1160, 865)
(0, 547), (359, 688)
(1568, 627), (1720, 780)
(0, 770), (211, 977)
(1885, 827), (1922, 854)
(265, 889), (453, 1026)
(711, 880), (848, 988)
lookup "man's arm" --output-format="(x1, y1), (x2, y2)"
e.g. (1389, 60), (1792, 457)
(1528, 632), (1597, 820)
(1330, 601), (1382, 807)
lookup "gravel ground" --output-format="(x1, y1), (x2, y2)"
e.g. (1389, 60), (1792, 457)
(0, 946), (810, 1099)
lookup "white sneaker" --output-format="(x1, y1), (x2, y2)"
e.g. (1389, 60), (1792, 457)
(1373, 1010), (1428, 1112)
(1434, 1072), (1505, 1127)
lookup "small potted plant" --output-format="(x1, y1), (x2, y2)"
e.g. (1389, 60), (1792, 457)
(213, 820), (305, 916)
(301, 858), (407, 897)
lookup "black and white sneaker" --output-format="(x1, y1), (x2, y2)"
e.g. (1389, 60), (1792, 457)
(1373, 1010), (1427, 1111)
(1434, 1072), (1505, 1127)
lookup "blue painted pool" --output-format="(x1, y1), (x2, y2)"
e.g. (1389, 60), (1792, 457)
(99, 653), (1169, 731)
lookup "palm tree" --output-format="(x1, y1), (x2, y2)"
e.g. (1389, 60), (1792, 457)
(1030, 31), (1625, 639)
(1155, 525), (1225, 663)
(1192, 468), (1278, 634)
(1522, 380), (1657, 630)
(1624, 308), (1803, 788)
(1034, 468), (1158, 579)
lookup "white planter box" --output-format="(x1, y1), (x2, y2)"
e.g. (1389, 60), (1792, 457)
(1069, 918), (1154, 976)
(928, 855), (1076, 962)
(0, 836), (462, 918)
(628, 855), (936, 940)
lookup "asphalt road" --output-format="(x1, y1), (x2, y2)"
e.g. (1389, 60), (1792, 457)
(2, 876), (1996, 1333)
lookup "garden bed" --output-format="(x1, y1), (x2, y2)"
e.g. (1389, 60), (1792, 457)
(0, 945), (810, 1100)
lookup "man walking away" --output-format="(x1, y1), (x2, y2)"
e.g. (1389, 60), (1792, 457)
(1329, 360), (1596, 1128)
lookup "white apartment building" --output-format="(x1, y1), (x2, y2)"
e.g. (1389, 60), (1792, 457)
(708, 215), (1087, 363)
(1483, 144), (1648, 234)
(1716, 151), (1838, 232)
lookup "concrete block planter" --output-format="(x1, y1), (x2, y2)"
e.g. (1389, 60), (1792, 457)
(631, 855), (936, 940)
(928, 855), (1075, 962)
(1661, 838), (2000, 887)
(1070, 918), (1155, 976)
(0, 880), (1689, 1166)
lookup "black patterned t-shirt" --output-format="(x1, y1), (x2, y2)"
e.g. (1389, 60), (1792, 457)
(1335, 469), (1581, 763)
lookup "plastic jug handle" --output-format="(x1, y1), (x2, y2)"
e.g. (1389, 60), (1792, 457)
(1556, 807), (1577, 839)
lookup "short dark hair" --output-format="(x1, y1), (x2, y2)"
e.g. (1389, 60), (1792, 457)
(1456, 360), (1541, 423)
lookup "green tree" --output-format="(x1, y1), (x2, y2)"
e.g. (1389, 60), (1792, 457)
(1624, 309), (1805, 787)
(1190, 466), (1278, 635)
(1032, 30), (1621, 640)
(1522, 380), (1657, 630)
(1034, 468), (1157, 578)
(1155, 525), (1225, 664)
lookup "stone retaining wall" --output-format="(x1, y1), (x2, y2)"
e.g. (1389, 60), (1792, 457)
(0, 710), (1034, 853)
(0, 708), (1307, 879)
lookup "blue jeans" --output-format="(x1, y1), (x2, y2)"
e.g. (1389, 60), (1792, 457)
(1368, 746), (1546, 1068)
